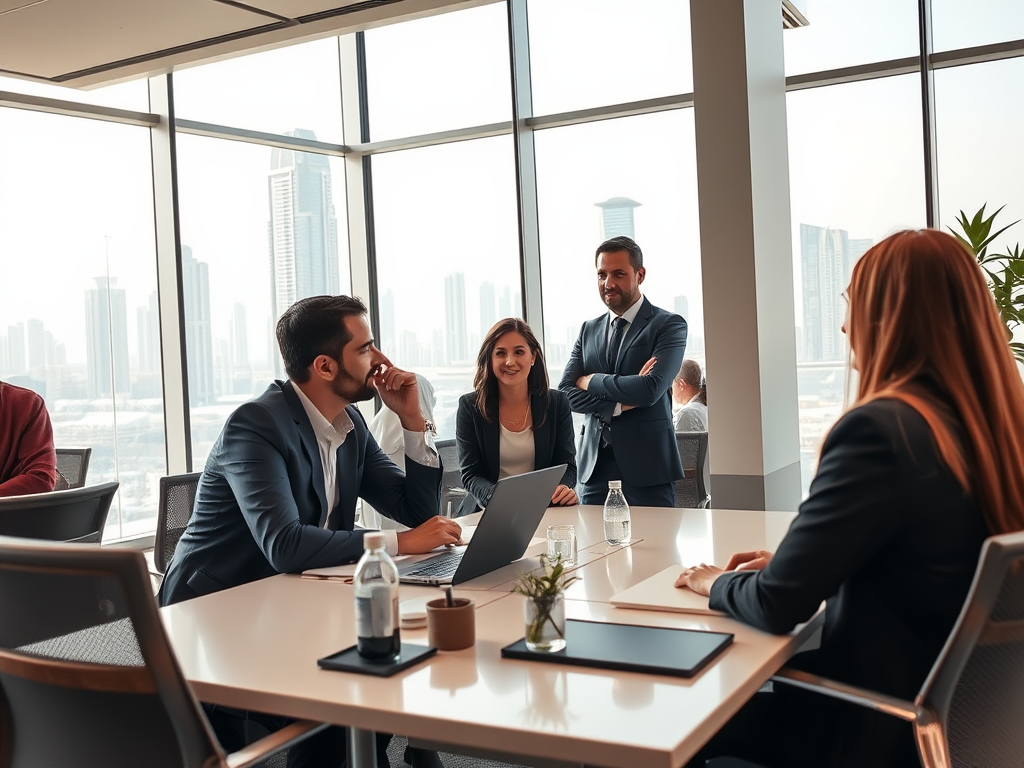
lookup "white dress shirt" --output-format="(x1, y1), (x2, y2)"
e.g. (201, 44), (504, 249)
(293, 384), (438, 557)
(607, 292), (645, 417)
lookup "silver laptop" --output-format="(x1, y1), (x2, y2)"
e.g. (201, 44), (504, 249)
(399, 464), (566, 586)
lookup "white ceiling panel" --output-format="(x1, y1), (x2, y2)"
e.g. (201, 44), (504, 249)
(0, 0), (277, 79)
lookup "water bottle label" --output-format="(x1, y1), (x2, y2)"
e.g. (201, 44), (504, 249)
(356, 589), (396, 638)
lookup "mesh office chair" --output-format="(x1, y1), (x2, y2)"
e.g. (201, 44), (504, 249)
(0, 480), (118, 544)
(155, 473), (202, 576)
(708, 530), (1024, 768)
(674, 431), (710, 509)
(0, 537), (326, 768)
(54, 447), (92, 491)
(435, 438), (471, 516)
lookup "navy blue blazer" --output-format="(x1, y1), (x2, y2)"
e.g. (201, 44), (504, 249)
(159, 381), (441, 605)
(455, 389), (577, 512)
(559, 297), (687, 487)
(710, 399), (989, 767)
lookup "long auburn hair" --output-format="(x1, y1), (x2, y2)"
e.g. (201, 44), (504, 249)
(473, 318), (550, 426)
(846, 229), (1024, 534)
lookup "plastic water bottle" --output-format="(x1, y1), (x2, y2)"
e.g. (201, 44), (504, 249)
(603, 480), (631, 545)
(353, 532), (401, 661)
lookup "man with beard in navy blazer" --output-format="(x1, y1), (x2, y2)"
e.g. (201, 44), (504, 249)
(559, 236), (688, 507)
(160, 294), (458, 768)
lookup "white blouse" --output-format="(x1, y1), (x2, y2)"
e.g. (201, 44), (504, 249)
(498, 424), (536, 479)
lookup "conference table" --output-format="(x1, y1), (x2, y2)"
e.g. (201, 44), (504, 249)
(160, 505), (820, 768)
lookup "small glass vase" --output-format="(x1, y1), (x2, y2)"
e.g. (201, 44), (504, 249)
(523, 592), (566, 653)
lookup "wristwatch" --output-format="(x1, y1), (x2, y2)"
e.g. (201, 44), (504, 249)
(423, 419), (437, 435)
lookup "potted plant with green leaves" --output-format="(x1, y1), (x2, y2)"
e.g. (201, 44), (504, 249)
(949, 204), (1024, 363)
(514, 555), (578, 653)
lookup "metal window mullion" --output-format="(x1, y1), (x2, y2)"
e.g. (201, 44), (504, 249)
(339, 32), (378, 422)
(149, 74), (191, 474)
(508, 0), (544, 341)
(920, 0), (940, 228)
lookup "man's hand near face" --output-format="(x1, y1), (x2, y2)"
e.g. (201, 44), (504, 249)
(396, 516), (463, 554)
(372, 354), (426, 431)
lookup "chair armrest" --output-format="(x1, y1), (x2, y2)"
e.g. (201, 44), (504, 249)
(770, 667), (919, 722)
(225, 719), (331, 768)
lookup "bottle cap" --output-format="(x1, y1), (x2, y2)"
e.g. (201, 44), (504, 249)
(364, 532), (386, 550)
(608, 480), (622, 490)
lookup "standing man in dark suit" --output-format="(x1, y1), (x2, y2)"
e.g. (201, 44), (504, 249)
(160, 294), (458, 768)
(559, 236), (688, 507)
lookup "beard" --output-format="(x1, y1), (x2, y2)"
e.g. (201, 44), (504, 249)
(602, 286), (636, 310)
(331, 366), (376, 403)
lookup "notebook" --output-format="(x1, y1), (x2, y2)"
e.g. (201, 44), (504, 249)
(398, 464), (565, 586)
(610, 565), (726, 615)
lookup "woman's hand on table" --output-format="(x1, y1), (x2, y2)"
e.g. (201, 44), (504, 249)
(551, 485), (578, 506)
(674, 563), (724, 596)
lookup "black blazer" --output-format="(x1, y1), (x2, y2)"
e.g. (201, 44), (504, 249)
(558, 297), (687, 487)
(455, 389), (577, 513)
(159, 381), (441, 605)
(710, 398), (990, 767)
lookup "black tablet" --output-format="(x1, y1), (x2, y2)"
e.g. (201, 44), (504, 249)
(501, 619), (732, 678)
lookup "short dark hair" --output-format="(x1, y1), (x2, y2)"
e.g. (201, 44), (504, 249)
(473, 318), (550, 426)
(276, 295), (367, 382)
(595, 236), (643, 270)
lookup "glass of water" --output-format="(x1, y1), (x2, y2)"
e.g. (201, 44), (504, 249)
(546, 524), (577, 567)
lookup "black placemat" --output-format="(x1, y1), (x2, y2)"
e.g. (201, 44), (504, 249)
(501, 619), (732, 678)
(318, 643), (436, 677)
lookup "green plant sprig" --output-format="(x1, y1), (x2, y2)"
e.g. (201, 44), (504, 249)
(949, 204), (1024, 363)
(513, 554), (578, 600)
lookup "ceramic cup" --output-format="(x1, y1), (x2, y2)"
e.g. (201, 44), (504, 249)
(426, 597), (476, 651)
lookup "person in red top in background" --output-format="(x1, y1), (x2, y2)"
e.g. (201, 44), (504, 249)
(0, 381), (57, 497)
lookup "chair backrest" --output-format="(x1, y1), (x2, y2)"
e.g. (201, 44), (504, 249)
(53, 447), (92, 491)
(915, 530), (1024, 768)
(673, 431), (710, 509)
(0, 536), (225, 768)
(155, 473), (202, 575)
(435, 438), (471, 517)
(0, 481), (118, 544)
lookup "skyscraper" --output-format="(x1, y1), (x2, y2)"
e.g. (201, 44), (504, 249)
(268, 129), (340, 329)
(800, 224), (871, 362)
(231, 303), (249, 368)
(181, 246), (215, 406)
(26, 319), (46, 371)
(595, 197), (642, 240)
(479, 281), (496, 338)
(444, 272), (468, 365)
(673, 295), (689, 322)
(85, 277), (130, 398)
(137, 291), (160, 373)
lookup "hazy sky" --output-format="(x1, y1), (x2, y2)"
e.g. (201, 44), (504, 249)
(2, 0), (1024, 370)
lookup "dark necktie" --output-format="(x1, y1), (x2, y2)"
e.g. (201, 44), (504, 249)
(607, 316), (627, 371)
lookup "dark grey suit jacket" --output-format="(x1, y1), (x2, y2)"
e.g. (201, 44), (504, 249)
(455, 389), (577, 513)
(159, 380), (441, 605)
(558, 297), (687, 487)
(710, 398), (990, 767)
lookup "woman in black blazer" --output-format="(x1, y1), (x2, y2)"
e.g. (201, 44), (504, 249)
(679, 230), (1024, 768)
(456, 318), (577, 514)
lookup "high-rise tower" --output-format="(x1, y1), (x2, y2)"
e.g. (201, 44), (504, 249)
(181, 246), (214, 406)
(444, 272), (468, 365)
(268, 129), (340, 330)
(85, 277), (130, 397)
(595, 197), (642, 240)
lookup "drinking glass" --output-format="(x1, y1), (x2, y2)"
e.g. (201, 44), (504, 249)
(546, 524), (577, 567)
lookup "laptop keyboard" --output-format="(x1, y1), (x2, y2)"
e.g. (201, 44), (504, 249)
(404, 552), (463, 578)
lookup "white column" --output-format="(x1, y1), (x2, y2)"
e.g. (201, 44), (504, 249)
(691, 0), (802, 511)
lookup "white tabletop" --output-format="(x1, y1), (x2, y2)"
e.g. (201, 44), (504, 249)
(161, 505), (813, 768)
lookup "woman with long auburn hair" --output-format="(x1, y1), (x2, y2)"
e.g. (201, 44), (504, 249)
(456, 318), (578, 515)
(678, 229), (1024, 768)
